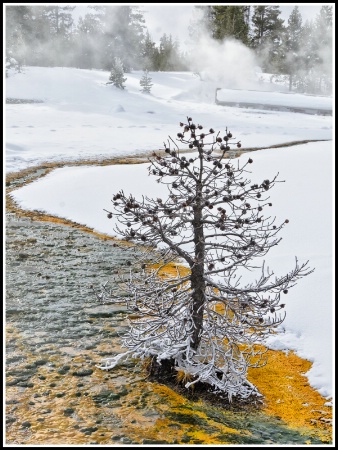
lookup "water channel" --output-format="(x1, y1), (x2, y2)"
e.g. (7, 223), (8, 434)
(5, 160), (332, 446)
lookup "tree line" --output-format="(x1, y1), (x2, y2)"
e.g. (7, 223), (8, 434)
(6, 5), (187, 73)
(6, 5), (332, 94)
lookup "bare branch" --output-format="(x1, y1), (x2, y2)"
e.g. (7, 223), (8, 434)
(95, 117), (314, 401)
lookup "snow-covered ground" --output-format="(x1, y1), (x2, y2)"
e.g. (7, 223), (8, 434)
(5, 67), (332, 173)
(5, 67), (334, 400)
(216, 88), (332, 112)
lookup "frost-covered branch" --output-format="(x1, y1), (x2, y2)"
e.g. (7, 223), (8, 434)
(95, 117), (314, 401)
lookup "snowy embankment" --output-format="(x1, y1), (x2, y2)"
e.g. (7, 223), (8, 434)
(216, 88), (332, 115)
(6, 66), (333, 400)
(6, 67), (332, 173)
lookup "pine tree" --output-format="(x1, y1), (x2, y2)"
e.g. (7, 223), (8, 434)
(251, 5), (285, 72)
(210, 5), (250, 45)
(107, 57), (127, 89)
(6, 53), (20, 77)
(73, 11), (103, 69)
(311, 6), (333, 94)
(89, 5), (145, 71)
(5, 5), (34, 67)
(155, 34), (187, 71)
(289, 6), (333, 95)
(41, 5), (75, 66)
(281, 6), (303, 91)
(95, 117), (313, 401)
(292, 20), (318, 94)
(140, 31), (157, 71)
(5, 5), (76, 67)
(139, 70), (153, 93)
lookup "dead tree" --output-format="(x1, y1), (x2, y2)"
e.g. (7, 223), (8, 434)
(95, 117), (313, 401)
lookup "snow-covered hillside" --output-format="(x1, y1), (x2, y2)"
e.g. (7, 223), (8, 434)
(6, 67), (332, 173)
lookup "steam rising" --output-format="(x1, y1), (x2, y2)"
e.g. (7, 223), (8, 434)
(6, 5), (332, 95)
(188, 34), (260, 89)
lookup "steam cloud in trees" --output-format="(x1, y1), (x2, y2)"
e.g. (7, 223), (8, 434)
(6, 5), (332, 94)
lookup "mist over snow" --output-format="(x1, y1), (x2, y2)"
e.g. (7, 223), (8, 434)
(6, 66), (333, 401)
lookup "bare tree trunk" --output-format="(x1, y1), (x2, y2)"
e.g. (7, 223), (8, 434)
(289, 73), (293, 92)
(55, 6), (59, 34)
(190, 264), (206, 351)
(190, 181), (206, 351)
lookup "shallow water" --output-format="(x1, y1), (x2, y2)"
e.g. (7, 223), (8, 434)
(6, 209), (331, 445)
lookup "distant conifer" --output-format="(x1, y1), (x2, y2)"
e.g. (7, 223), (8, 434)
(107, 57), (127, 89)
(139, 70), (153, 93)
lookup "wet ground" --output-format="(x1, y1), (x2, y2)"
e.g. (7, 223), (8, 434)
(5, 162), (332, 446)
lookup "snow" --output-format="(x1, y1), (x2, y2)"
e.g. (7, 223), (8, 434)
(5, 66), (333, 173)
(217, 88), (332, 112)
(5, 66), (334, 400)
